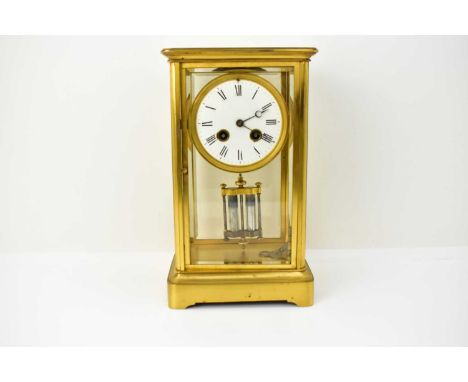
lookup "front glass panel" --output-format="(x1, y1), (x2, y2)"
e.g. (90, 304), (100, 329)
(185, 65), (295, 266)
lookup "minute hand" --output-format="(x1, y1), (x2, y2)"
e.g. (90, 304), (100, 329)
(242, 108), (268, 123)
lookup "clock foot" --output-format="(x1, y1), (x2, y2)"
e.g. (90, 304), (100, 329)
(167, 256), (314, 309)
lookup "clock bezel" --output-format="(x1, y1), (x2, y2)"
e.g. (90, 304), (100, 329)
(190, 72), (288, 173)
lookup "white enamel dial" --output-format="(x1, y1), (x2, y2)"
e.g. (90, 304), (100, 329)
(193, 74), (286, 172)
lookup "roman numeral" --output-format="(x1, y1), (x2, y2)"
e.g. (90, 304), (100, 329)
(235, 84), (242, 96)
(254, 147), (260, 155)
(201, 121), (213, 127)
(205, 105), (216, 110)
(217, 89), (227, 100)
(206, 134), (217, 145)
(252, 88), (259, 99)
(262, 133), (275, 144)
(262, 102), (272, 111)
(266, 119), (277, 125)
(220, 145), (228, 157)
(238, 149), (243, 161)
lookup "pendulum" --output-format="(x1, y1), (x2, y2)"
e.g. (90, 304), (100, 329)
(221, 174), (262, 240)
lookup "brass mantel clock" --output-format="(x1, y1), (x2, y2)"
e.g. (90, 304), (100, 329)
(162, 47), (318, 308)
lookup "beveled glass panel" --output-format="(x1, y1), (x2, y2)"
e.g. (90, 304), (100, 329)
(184, 66), (296, 266)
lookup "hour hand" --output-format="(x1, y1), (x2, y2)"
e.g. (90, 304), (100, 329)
(236, 119), (252, 130)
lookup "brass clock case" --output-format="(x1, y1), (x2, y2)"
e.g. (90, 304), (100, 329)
(189, 72), (288, 173)
(162, 47), (318, 308)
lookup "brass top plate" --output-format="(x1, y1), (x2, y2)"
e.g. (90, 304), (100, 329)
(161, 47), (318, 62)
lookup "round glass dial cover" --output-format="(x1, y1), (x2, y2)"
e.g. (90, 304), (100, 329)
(193, 74), (287, 172)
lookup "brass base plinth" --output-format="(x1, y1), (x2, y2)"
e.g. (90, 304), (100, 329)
(167, 257), (314, 309)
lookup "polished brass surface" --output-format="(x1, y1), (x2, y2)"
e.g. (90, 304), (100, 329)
(220, 187), (262, 196)
(189, 73), (288, 173)
(280, 71), (291, 242)
(164, 47), (317, 308)
(167, 256), (314, 309)
(169, 62), (185, 271)
(162, 47), (318, 62)
(220, 177), (262, 196)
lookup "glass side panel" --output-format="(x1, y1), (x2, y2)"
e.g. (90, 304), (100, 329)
(185, 66), (295, 266)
